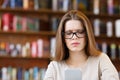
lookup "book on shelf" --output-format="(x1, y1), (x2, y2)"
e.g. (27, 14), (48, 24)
(92, 0), (120, 14)
(1, 67), (8, 80)
(107, 0), (114, 15)
(37, 39), (44, 58)
(16, 44), (22, 56)
(10, 0), (16, 8)
(31, 41), (37, 58)
(0, 67), (46, 80)
(93, 19), (100, 36)
(114, 0), (120, 14)
(50, 37), (56, 58)
(9, 43), (18, 57)
(96, 43), (101, 51)
(1, 14), (40, 32)
(27, 18), (39, 32)
(1, 0), (10, 8)
(101, 42), (107, 54)
(100, 0), (107, 14)
(2, 0), (23, 8)
(1, 0), (52, 10)
(0, 38), (50, 58)
(28, 0), (34, 9)
(0, 16), (1, 30)
(22, 44), (26, 57)
(62, 0), (70, 11)
(52, 0), (71, 11)
(106, 21), (113, 37)
(29, 68), (33, 80)
(24, 69), (30, 80)
(96, 42), (119, 60)
(110, 43), (116, 60)
(38, 0), (51, 9)
(34, 0), (39, 10)
(43, 38), (50, 57)
(22, 17), (27, 31)
(0, 42), (7, 56)
(23, 0), (29, 9)
(58, 0), (70, 11)
(13, 16), (22, 31)
(17, 67), (22, 80)
(7, 66), (12, 80)
(52, 0), (58, 11)
(10, 0), (23, 8)
(100, 20), (106, 36)
(77, 0), (89, 11)
(115, 19), (120, 37)
(33, 67), (39, 80)
(119, 45), (120, 60)
(93, 0), (100, 14)
(93, 19), (114, 37)
(51, 17), (60, 32)
(39, 68), (46, 80)
(1, 13), (14, 31)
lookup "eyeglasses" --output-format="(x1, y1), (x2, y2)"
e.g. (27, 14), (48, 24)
(63, 30), (86, 39)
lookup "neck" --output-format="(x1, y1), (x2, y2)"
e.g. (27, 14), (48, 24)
(66, 51), (88, 68)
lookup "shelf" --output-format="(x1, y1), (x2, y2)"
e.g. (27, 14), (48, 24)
(0, 56), (50, 69)
(0, 8), (120, 19)
(0, 31), (56, 36)
(85, 12), (120, 19)
(95, 36), (120, 44)
(1, 31), (120, 40)
(0, 31), (56, 46)
(0, 8), (65, 18)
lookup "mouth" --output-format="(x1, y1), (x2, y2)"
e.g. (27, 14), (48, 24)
(71, 42), (80, 46)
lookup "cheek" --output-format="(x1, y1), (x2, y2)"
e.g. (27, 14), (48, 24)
(81, 38), (87, 48)
(65, 39), (71, 49)
(65, 40), (69, 47)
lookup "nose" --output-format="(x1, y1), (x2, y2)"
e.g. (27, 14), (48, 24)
(72, 33), (78, 39)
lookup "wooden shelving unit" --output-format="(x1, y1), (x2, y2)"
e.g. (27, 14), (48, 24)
(0, 0), (120, 74)
(0, 56), (50, 69)
(1, 8), (120, 19)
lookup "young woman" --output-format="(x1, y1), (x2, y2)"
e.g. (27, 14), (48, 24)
(44, 10), (119, 80)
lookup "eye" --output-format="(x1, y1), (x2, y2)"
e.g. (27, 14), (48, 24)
(77, 30), (85, 34)
(65, 31), (72, 35)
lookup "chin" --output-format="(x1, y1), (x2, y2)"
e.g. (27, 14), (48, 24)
(71, 49), (81, 52)
(70, 47), (84, 52)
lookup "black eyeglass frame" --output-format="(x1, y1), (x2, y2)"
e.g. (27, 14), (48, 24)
(62, 31), (87, 39)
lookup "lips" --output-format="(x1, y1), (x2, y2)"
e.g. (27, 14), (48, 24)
(71, 42), (80, 46)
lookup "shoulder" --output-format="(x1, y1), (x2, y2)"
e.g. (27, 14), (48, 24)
(98, 53), (112, 64)
(49, 61), (64, 66)
(88, 53), (108, 62)
(98, 52), (109, 58)
(98, 53), (113, 66)
(48, 60), (66, 69)
(89, 53), (110, 61)
(87, 53), (112, 66)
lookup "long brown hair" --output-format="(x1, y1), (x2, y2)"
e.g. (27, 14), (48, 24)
(54, 10), (101, 61)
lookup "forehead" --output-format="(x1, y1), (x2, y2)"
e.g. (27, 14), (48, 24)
(65, 20), (84, 31)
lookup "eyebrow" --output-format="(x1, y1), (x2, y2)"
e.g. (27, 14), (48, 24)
(65, 29), (85, 32)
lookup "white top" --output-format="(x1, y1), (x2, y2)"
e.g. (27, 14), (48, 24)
(44, 53), (119, 80)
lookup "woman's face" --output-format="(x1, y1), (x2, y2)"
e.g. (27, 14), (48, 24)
(64, 19), (87, 53)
